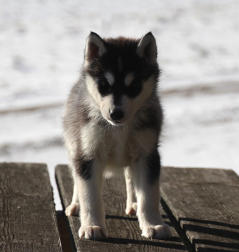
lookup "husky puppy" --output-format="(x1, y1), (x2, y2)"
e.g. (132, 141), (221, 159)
(63, 32), (171, 240)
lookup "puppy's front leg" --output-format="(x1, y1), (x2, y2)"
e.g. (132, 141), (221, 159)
(132, 149), (171, 239)
(74, 158), (106, 240)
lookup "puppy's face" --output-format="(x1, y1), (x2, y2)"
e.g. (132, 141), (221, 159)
(84, 32), (159, 126)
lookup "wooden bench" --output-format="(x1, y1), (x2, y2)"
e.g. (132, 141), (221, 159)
(1, 162), (239, 252)
(0, 163), (62, 252)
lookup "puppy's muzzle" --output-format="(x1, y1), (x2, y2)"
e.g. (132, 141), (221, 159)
(109, 107), (124, 123)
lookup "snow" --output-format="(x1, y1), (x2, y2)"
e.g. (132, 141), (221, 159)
(0, 0), (239, 210)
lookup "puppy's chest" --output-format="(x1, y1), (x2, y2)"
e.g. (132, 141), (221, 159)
(104, 129), (129, 165)
(81, 123), (142, 165)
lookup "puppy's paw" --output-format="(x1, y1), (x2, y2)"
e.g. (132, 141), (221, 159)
(125, 202), (137, 216)
(142, 224), (171, 239)
(65, 203), (80, 216)
(78, 226), (106, 240)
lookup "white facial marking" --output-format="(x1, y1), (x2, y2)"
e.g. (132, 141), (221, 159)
(104, 72), (114, 86)
(125, 73), (134, 87)
(85, 74), (102, 105)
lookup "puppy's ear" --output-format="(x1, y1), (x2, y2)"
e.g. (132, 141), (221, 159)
(84, 32), (106, 62)
(137, 32), (157, 63)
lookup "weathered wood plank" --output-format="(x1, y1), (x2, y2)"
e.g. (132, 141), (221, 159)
(0, 162), (62, 252)
(56, 210), (76, 252)
(55, 164), (188, 252)
(161, 167), (239, 252)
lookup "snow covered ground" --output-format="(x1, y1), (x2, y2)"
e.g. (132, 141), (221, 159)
(0, 0), (239, 209)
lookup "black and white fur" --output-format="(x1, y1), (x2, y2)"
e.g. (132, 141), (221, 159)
(63, 32), (171, 240)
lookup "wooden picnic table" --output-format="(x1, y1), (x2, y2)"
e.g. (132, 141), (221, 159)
(0, 162), (239, 252)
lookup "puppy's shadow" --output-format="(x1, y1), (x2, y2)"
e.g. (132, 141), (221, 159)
(104, 214), (187, 250)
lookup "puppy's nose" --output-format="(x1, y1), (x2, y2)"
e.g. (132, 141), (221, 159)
(110, 108), (124, 122)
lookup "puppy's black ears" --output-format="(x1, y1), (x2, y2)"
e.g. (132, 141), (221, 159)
(84, 32), (106, 62)
(137, 32), (157, 63)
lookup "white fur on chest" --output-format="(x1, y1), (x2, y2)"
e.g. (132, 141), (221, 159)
(81, 122), (128, 165)
(80, 121), (157, 170)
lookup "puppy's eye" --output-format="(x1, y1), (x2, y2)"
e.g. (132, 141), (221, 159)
(98, 79), (112, 96)
(126, 80), (142, 98)
(124, 73), (134, 87)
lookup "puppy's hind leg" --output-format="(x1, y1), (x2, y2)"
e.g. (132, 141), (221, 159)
(65, 180), (80, 216)
(124, 167), (137, 216)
